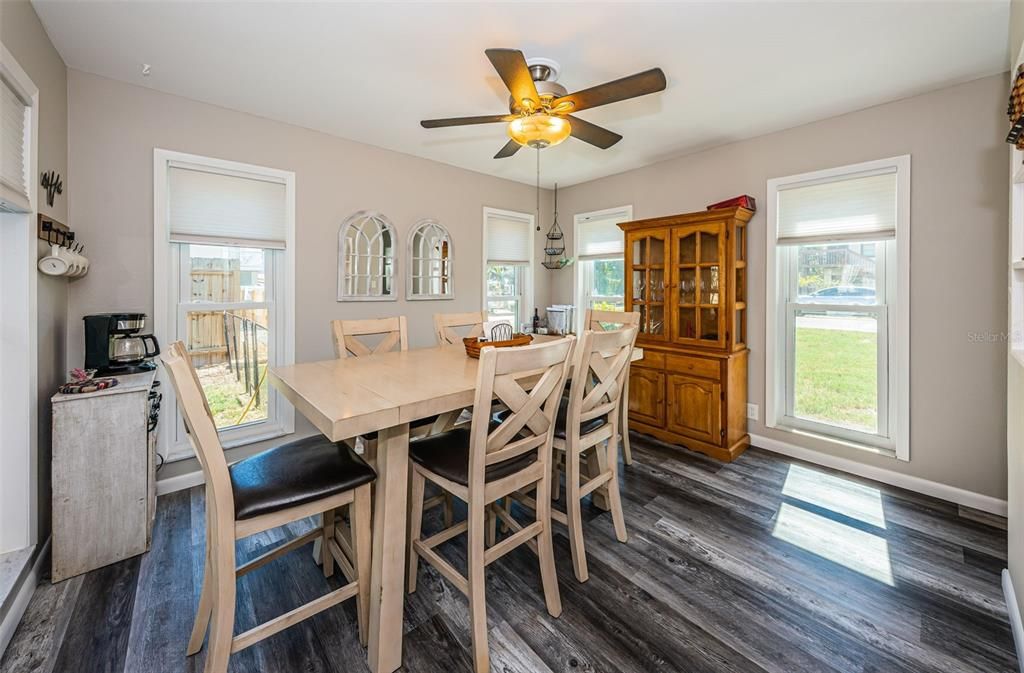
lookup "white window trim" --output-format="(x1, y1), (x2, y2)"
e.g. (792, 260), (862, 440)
(0, 40), (39, 554)
(482, 206), (534, 326)
(573, 205), (633, 332)
(154, 149), (295, 461)
(765, 155), (910, 461)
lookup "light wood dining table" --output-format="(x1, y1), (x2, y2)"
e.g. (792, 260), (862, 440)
(269, 335), (642, 673)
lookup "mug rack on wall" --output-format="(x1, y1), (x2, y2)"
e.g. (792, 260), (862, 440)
(37, 214), (90, 278)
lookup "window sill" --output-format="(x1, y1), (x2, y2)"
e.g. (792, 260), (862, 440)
(768, 421), (900, 461)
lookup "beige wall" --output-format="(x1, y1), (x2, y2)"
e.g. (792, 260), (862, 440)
(1, 0), (69, 543)
(552, 74), (1009, 499)
(65, 69), (551, 478)
(1007, 0), (1024, 630)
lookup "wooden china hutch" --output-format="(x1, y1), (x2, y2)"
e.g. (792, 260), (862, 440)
(619, 206), (752, 461)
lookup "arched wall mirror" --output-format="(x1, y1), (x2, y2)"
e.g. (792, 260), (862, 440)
(337, 210), (397, 301)
(407, 218), (454, 300)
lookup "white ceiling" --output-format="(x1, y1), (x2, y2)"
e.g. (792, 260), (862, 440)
(33, 1), (1010, 188)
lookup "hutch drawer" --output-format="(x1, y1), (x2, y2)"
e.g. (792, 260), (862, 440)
(665, 353), (720, 381)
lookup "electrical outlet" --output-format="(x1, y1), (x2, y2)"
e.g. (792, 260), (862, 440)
(747, 403), (759, 421)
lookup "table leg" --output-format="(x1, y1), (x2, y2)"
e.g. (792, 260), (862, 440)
(586, 450), (611, 511)
(367, 423), (410, 673)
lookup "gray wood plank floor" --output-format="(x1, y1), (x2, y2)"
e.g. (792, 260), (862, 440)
(1, 436), (1016, 673)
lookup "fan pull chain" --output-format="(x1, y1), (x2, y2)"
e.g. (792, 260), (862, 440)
(536, 148), (541, 230)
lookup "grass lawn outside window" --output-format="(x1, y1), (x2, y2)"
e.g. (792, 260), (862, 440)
(793, 317), (877, 433)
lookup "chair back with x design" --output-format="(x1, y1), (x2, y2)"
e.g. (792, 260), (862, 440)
(331, 316), (409, 359)
(433, 311), (486, 346)
(565, 327), (638, 441)
(468, 337), (574, 489)
(585, 308), (640, 332)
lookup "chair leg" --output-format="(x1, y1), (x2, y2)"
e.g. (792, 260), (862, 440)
(534, 469), (563, 618)
(351, 484), (373, 648)
(322, 508), (336, 578)
(551, 453), (562, 501)
(620, 384), (633, 466)
(443, 492), (454, 528)
(605, 435), (628, 543)
(407, 469), (426, 594)
(467, 502), (490, 673)
(498, 496), (512, 534)
(486, 504), (497, 547)
(565, 447), (589, 583)
(203, 527), (236, 673)
(363, 436), (378, 467)
(187, 543), (213, 655)
(312, 537), (323, 567)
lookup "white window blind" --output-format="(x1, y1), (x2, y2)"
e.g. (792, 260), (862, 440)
(0, 76), (30, 210)
(577, 215), (625, 259)
(486, 216), (532, 264)
(168, 164), (287, 248)
(777, 170), (897, 245)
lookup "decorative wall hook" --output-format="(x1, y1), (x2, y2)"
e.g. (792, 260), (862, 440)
(41, 171), (63, 208)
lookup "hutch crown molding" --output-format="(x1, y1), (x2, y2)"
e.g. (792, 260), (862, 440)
(620, 206), (752, 461)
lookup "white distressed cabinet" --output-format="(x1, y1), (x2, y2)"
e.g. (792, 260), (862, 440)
(50, 371), (158, 582)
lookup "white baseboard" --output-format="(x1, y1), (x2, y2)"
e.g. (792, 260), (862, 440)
(156, 469), (204, 496)
(750, 433), (1008, 517)
(1004, 570), (1024, 673)
(0, 537), (50, 658)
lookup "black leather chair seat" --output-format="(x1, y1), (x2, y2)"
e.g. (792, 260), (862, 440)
(494, 397), (606, 441)
(361, 414), (440, 441)
(230, 435), (377, 520)
(409, 426), (535, 487)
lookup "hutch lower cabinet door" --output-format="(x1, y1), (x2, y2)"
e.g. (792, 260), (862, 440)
(666, 374), (721, 445)
(621, 206), (752, 461)
(627, 366), (666, 427)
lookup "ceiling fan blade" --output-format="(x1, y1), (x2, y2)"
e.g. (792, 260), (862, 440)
(485, 48), (540, 109)
(421, 114), (514, 128)
(567, 115), (622, 149)
(553, 68), (666, 114)
(494, 139), (522, 159)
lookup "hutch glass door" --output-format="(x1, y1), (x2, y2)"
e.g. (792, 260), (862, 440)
(628, 229), (668, 340)
(672, 224), (726, 348)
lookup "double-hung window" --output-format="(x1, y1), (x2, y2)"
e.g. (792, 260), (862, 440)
(0, 64), (32, 212)
(574, 206), (632, 329)
(155, 151), (295, 460)
(483, 207), (534, 325)
(766, 156), (909, 458)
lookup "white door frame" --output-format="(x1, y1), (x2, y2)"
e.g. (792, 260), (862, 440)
(0, 41), (40, 554)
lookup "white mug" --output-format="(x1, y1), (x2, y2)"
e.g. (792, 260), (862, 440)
(38, 244), (69, 276)
(38, 244), (89, 277)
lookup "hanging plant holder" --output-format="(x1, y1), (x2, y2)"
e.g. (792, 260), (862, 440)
(542, 183), (569, 270)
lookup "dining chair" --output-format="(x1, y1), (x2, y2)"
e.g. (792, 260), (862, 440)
(505, 327), (637, 583)
(406, 337), (573, 673)
(558, 326), (637, 581)
(433, 310), (486, 345)
(584, 308), (641, 466)
(160, 341), (375, 673)
(331, 316), (455, 525)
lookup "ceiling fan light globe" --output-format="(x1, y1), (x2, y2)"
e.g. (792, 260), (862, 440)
(507, 114), (571, 149)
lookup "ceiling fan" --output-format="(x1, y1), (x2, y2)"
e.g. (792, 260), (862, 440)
(420, 48), (667, 159)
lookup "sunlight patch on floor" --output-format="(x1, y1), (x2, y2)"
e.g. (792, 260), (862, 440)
(772, 502), (894, 585)
(782, 463), (886, 529)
